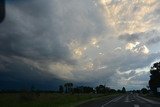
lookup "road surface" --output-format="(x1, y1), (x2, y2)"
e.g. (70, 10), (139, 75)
(77, 94), (160, 107)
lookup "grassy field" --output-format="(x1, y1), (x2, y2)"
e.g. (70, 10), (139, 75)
(0, 92), (118, 107)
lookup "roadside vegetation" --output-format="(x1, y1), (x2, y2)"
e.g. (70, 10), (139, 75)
(0, 92), (109, 107)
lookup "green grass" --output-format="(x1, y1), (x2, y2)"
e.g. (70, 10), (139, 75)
(0, 93), (117, 107)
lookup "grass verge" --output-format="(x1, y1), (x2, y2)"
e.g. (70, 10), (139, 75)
(0, 93), (120, 107)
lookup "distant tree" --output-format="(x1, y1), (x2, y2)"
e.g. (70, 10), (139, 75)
(136, 90), (140, 93)
(141, 88), (148, 94)
(96, 85), (106, 94)
(73, 87), (80, 93)
(68, 83), (73, 93)
(59, 85), (64, 93)
(83, 86), (94, 93)
(122, 87), (126, 93)
(110, 89), (116, 93)
(149, 62), (160, 94)
(64, 83), (73, 93)
(73, 86), (94, 93)
(105, 87), (110, 93)
(64, 83), (68, 93)
(117, 89), (122, 93)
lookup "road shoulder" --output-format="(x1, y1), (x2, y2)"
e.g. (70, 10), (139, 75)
(138, 94), (160, 104)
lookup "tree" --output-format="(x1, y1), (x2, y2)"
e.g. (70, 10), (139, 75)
(64, 83), (68, 93)
(59, 85), (64, 93)
(73, 86), (94, 93)
(96, 85), (106, 94)
(149, 62), (160, 94)
(122, 87), (126, 93)
(64, 83), (73, 93)
(141, 88), (148, 94)
(109, 89), (116, 93)
(105, 87), (111, 93)
(68, 83), (73, 93)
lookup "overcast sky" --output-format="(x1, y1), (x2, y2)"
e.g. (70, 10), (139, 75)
(0, 0), (160, 90)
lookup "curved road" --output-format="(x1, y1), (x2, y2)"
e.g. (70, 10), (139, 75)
(78, 94), (160, 107)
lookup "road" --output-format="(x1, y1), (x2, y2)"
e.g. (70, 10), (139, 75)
(77, 94), (160, 107)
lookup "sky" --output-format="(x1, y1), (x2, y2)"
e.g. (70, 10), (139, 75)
(0, 0), (160, 90)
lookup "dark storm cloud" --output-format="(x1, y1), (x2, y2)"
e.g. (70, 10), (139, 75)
(0, 55), (64, 90)
(0, 0), (72, 61)
(0, 0), (106, 60)
(0, 0), (73, 89)
(118, 33), (141, 42)
(0, 0), (108, 89)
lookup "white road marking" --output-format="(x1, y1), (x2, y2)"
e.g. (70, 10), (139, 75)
(124, 95), (130, 102)
(134, 104), (140, 107)
(137, 95), (160, 104)
(101, 95), (124, 107)
(112, 96), (124, 102)
(124, 101), (130, 102)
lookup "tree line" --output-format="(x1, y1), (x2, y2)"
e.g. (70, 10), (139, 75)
(59, 83), (126, 94)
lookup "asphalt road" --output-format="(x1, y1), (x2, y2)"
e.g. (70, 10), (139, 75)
(78, 94), (160, 107)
